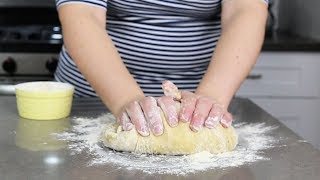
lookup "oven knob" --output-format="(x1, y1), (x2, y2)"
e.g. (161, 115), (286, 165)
(2, 57), (17, 74)
(46, 57), (58, 73)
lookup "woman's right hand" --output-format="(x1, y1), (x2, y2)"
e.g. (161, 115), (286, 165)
(117, 95), (179, 137)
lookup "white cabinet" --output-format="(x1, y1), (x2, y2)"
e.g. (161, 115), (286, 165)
(236, 52), (320, 149)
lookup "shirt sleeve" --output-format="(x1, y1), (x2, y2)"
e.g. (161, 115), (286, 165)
(56, 0), (107, 9)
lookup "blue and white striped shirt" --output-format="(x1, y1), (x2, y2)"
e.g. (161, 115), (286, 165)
(55, 0), (268, 97)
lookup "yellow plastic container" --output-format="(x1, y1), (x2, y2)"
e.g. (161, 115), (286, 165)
(15, 81), (75, 120)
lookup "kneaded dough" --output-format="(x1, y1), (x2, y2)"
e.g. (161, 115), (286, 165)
(102, 114), (238, 155)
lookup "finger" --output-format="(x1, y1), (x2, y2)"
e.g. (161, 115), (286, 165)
(179, 91), (197, 123)
(205, 103), (223, 129)
(157, 96), (178, 127)
(190, 97), (213, 132)
(126, 101), (150, 136)
(139, 97), (164, 136)
(220, 112), (233, 128)
(174, 100), (181, 112)
(161, 80), (181, 100)
(117, 111), (134, 131)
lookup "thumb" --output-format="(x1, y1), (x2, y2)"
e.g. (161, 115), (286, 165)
(161, 80), (181, 101)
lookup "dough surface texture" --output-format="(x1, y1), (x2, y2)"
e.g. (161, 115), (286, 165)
(103, 114), (238, 155)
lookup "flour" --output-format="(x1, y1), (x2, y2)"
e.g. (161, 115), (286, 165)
(56, 114), (279, 175)
(15, 81), (74, 92)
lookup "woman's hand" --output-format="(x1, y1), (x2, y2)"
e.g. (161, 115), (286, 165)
(117, 95), (179, 137)
(162, 80), (233, 131)
(179, 91), (233, 132)
(117, 97), (162, 136)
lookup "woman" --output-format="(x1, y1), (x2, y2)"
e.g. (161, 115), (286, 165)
(55, 0), (268, 136)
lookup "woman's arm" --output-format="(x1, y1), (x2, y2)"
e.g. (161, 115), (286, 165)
(58, 4), (178, 136)
(58, 4), (144, 116)
(196, 0), (268, 107)
(178, 0), (268, 131)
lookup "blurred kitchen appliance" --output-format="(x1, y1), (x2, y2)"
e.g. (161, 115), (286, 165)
(0, 0), (55, 8)
(266, 0), (280, 36)
(0, 0), (62, 95)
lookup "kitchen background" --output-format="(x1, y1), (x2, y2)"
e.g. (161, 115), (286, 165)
(0, 0), (319, 149)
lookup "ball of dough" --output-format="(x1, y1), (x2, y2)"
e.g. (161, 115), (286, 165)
(102, 114), (238, 155)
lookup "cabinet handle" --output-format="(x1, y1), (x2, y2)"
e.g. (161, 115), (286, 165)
(247, 74), (262, 80)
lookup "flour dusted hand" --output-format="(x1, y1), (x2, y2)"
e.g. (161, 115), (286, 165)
(117, 80), (233, 136)
(161, 80), (233, 130)
(118, 97), (163, 136)
(179, 91), (233, 131)
(117, 81), (180, 136)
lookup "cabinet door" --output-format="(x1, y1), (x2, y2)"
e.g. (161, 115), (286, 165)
(237, 52), (320, 97)
(250, 98), (320, 149)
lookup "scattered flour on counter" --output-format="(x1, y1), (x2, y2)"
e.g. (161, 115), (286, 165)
(56, 114), (279, 175)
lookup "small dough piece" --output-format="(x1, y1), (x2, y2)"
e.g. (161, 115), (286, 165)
(103, 113), (238, 155)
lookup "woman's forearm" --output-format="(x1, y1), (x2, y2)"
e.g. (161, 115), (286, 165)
(58, 4), (144, 116)
(196, 0), (268, 108)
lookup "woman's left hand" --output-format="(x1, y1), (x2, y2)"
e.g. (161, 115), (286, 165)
(162, 81), (233, 132)
(179, 91), (233, 132)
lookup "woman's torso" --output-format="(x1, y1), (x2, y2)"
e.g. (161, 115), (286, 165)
(55, 0), (223, 97)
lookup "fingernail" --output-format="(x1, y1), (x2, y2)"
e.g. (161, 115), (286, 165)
(168, 116), (178, 127)
(205, 116), (220, 128)
(220, 118), (232, 128)
(190, 124), (202, 132)
(138, 126), (150, 136)
(153, 125), (163, 136)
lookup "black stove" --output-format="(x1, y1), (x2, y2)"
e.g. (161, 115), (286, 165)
(0, 25), (62, 52)
(0, 5), (63, 95)
(0, 7), (63, 52)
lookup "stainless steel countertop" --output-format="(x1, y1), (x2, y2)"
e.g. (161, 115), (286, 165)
(0, 96), (320, 180)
